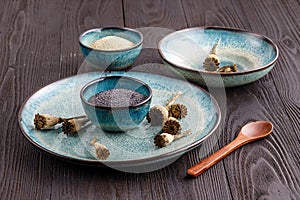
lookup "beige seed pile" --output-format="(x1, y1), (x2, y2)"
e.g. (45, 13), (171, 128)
(90, 36), (135, 51)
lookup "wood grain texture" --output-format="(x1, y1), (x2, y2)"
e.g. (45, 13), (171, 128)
(223, 85), (300, 200)
(1, 0), (122, 199)
(60, 0), (124, 78)
(187, 128), (271, 178)
(182, 0), (300, 199)
(124, 1), (233, 200)
(181, 0), (250, 28)
(123, 0), (187, 29)
(0, 0), (299, 199)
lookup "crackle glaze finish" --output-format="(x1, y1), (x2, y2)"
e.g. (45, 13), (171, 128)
(79, 27), (143, 71)
(159, 27), (279, 87)
(80, 76), (152, 132)
(18, 71), (220, 171)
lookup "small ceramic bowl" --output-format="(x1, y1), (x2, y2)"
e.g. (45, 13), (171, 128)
(79, 27), (143, 71)
(158, 27), (279, 87)
(80, 76), (152, 132)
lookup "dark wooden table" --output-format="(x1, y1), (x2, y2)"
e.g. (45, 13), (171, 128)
(1, 0), (300, 199)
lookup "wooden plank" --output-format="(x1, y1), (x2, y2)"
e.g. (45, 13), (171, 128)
(182, 0), (300, 199)
(60, 0), (124, 78)
(0, 67), (17, 200)
(123, 0), (188, 69)
(123, 0), (187, 29)
(124, 0), (233, 200)
(223, 84), (300, 199)
(181, 0), (250, 28)
(77, 0), (124, 32)
(13, 0), (67, 93)
(221, 0), (300, 198)
(0, 0), (70, 199)
(0, 0), (123, 199)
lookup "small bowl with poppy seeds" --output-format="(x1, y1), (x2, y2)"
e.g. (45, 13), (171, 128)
(80, 76), (152, 132)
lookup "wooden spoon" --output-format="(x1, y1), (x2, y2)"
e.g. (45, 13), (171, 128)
(187, 121), (273, 177)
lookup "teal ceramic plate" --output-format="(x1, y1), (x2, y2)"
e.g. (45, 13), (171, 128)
(159, 26), (279, 87)
(18, 71), (220, 172)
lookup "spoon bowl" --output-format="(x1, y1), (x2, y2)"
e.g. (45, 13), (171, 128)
(187, 121), (273, 177)
(241, 121), (273, 139)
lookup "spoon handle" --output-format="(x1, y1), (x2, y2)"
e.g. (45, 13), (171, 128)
(187, 134), (249, 177)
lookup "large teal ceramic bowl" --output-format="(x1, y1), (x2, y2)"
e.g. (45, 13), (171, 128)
(158, 27), (279, 87)
(79, 27), (143, 71)
(80, 76), (152, 132)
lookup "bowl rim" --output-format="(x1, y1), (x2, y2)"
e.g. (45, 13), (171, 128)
(80, 75), (152, 109)
(79, 27), (143, 53)
(158, 26), (279, 76)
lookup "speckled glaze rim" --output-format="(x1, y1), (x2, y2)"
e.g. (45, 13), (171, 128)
(158, 26), (279, 76)
(18, 72), (221, 167)
(79, 27), (143, 53)
(80, 75), (153, 109)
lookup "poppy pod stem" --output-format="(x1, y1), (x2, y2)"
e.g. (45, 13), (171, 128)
(173, 129), (192, 140)
(165, 92), (183, 108)
(63, 115), (87, 121)
(210, 38), (221, 55)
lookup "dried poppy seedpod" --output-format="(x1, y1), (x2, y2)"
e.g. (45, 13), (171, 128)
(62, 117), (89, 135)
(34, 114), (87, 130)
(90, 137), (110, 160)
(161, 117), (182, 135)
(34, 113), (63, 130)
(217, 64), (238, 72)
(203, 55), (220, 71)
(147, 92), (183, 126)
(203, 40), (221, 71)
(154, 133), (174, 148)
(146, 105), (169, 126)
(168, 104), (188, 119)
(154, 129), (192, 148)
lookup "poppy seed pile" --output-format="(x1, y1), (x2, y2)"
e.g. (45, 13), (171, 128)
(88, 88), (147, 107)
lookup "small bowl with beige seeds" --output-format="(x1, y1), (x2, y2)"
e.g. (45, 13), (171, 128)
(79, 27), (143, 71)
